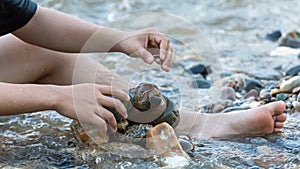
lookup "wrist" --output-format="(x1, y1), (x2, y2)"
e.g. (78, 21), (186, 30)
(108, 29), (130, 53)
(49, 85), (69, 112)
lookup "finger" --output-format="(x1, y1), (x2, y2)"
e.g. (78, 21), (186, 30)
(97, 95), (127, 119)
(162, 45), (172, 71)
(136, 48), (154, 64)
(85, 115), (109, 143)
(95, 107), (118, 131)
(169, 48), (176, 68)
(159, 38), (169, 61)
(98, 85), (130, 102)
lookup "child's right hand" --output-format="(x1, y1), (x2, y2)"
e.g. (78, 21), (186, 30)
(54, 83), (130, 139)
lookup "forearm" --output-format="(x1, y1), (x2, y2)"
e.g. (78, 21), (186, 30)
(13, 6), (127, 53)
(0, 82), (59, 116)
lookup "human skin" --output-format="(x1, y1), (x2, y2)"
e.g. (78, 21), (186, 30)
(1, 4), (174, 137)
(0, 4), (287, 139)
(0, 34), (287, 139)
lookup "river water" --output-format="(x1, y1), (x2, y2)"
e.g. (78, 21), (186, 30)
(1, 0), (300, 168)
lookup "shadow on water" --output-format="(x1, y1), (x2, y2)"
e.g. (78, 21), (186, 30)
(1, 0), (300, 168)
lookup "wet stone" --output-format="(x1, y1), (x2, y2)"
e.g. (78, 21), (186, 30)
(220, 87), (236, 101)
(265, 30), (282, 42)
(250, 137), (268, 145)
(190, 79), (211, 89)
(221, 106), (249, 113)
(224, 99), (234, 107)
(293, 101), (300, 112)
(178, 136), (194, 153)
(278, 31), (300, 48)
(285, 65), (300, 76)
(286, 101), (293, 109)
(212, 104), (225, 113)
(292, 148), (300, 154)
(243, 89), (258, 99)
(259, 89), (272, 100)
(188, 64), (211, 78)
(292, 86), (300, 94)
(219, 71), (234, 78)
(256, 146), (272, 155)
(280, 76), (300, 93)
(284, 140), (300, 150)
(276, 93), (288, 101)
(244, 78), (264, 92)
(146, 122), (190, 167)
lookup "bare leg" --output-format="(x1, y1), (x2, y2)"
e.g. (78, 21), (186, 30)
(175, 101), (287, 139)
(0, 34), (130, 89)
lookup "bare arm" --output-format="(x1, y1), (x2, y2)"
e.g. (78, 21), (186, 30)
(12, 6), (175, 71)
(12, 6), (125, 53)
(0, 82), (58, 115)
(0, 82), (129, 133)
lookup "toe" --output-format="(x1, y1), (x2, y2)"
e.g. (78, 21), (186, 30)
(275, 113), (287, 122)
(269, 101), (286, 116)
(271, 101), (286, 115)
(274, 128), (283, 133)
(275, 122), (284, 129)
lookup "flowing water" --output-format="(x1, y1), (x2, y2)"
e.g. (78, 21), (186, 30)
(1, 0), (300, 168)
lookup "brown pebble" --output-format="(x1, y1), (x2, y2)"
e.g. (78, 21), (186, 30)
(292, 86), (300, 94)
(220, 87), (236, 100)
(243, 89), (258, 99)
(212, 104), (225, 113)
(270, 88), (281, 95)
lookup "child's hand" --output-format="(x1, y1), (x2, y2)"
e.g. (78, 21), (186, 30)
(54, 84), (130, 139)
(114, 28), (175, 72)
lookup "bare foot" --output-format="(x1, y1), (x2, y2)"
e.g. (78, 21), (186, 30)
(175, 101), (287, 139)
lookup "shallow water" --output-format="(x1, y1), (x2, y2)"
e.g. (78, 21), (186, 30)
(1, 0), (300, 168)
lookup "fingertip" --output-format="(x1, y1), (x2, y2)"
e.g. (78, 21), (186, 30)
(162, 65), (170, 72)
(146, 56), (154, 64)
(126, 94), (130, 101)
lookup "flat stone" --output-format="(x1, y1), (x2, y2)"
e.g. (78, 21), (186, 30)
(146, 122), (190, 160)
(259, 89), (272, 100)
(256, 146), (272, 155)
(243, 89), (258, 99)
(286, 65), (300, 76)
(221, 106), (249, 113)
(178, 136), (194, 153)
(279, 31), (300, 48)
(220, 87), (236, 101)
(292, 86), (300, 94)
(244, 78), (264, 92)
(265, 30), (282, 42)
(292, 101), (300, 112)
(212, 104), (225, 113)
(190, 79), (212, 89)
(188, 64), (211, 78)
(280, 76), (300, 93)
(276, 93), (288, 101)
(270, 88), (280, 95)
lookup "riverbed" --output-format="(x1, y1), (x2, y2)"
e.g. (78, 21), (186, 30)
(1, 0), (300, 168)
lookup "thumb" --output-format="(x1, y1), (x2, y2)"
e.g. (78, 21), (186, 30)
(136, 49), (154, 64)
